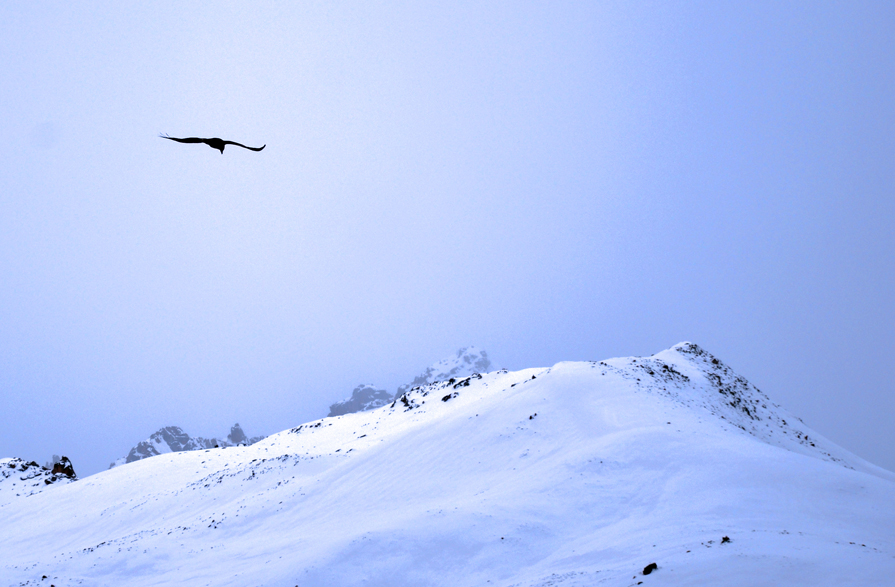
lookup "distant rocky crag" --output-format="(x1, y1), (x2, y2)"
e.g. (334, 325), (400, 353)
(327, 385), (394, 417)
(327, 347), (492, 417)
(109, 423), (264, 469)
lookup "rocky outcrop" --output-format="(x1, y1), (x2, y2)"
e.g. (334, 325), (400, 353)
(50, 456), (76, 478)
(1, 456), (78, 505)
(227, 423), (249, 445)
(328, 385), (393, 417)
(394, 347), (491, 400)
(327, 347), (493, 417)
(109, 424), (264, 469)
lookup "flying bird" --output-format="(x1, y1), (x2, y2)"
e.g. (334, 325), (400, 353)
(159, 133), (265, 154)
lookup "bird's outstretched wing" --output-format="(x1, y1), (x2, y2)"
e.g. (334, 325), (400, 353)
(221, 140), (266, 152)
(159, 133), (205, 144)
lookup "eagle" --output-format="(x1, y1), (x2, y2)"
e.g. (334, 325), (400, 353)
(159, 134), (265, 154)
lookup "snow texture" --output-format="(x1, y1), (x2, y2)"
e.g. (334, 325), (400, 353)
(1, 343), (893, 586)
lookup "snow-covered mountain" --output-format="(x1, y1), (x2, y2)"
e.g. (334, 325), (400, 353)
(2, 343), (893, 586)
(328, 346), (492, 417)
(107, 423), (264, 469)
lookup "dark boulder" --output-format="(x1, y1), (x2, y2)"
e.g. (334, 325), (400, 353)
(50, 456), (76, 478)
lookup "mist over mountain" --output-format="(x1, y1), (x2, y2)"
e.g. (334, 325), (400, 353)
(328, 346), (492, 417)
(2, 342), (892, 586)
(327, 385), (393, 417)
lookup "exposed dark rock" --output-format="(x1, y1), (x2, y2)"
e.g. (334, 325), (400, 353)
(51, 457), (76, 478)
(394, 347), (492, 400)
(643, 563), (658, 575)
(454, 374), (482, 389)
(1, 456), (78, 497)
(324, 347), (493, 418)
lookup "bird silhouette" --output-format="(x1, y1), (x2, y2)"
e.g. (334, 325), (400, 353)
(159, 134), (265, 154)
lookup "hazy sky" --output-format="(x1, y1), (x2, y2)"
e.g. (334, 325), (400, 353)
(2, 2), (893, 476)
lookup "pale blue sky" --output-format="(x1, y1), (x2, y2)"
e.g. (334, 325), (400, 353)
(1, 2), (893, 476)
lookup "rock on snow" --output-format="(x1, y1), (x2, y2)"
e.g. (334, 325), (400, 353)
(328, 346), (493, 417)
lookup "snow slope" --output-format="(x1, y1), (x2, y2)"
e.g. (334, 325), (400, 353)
(1, 343), (893, 586)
